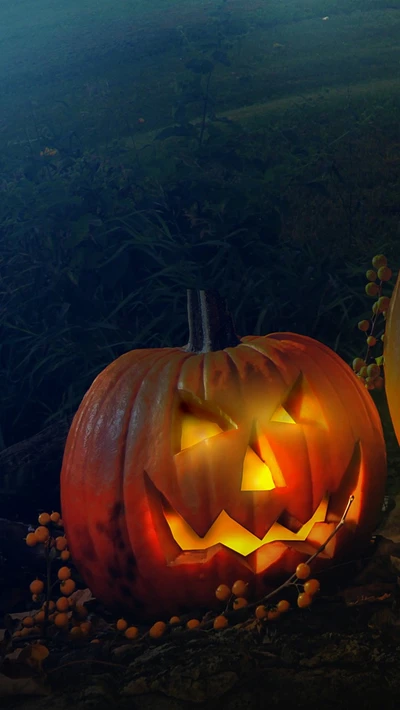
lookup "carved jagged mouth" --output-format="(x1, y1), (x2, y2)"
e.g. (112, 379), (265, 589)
(143, 441), (362, 568)
(162, 495), (329, 557)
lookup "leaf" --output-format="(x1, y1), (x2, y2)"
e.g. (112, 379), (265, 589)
(67, 214), (92, 247)
(154, 125), (198, 141)
(19, 643), (50, 672)
(0, 673), (49, 697)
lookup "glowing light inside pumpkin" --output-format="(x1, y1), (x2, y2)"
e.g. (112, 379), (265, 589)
(240, 447), (277, 491)
(180, 414), (223, 449)
(270, 405), (295, 424)
(164, 495), (329, 556)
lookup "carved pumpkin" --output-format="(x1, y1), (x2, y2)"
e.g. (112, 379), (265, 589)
(60, 290), (386, 619)
(384, 270), (400, 444)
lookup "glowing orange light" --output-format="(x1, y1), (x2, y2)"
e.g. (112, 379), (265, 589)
(164, 495), (329, 556)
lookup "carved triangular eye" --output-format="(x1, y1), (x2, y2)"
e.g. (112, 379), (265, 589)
(271, 374), (328, 428)
(177, 390), (237, 452)
(270, 405), (296, 424)
(181, 414), (223, 449)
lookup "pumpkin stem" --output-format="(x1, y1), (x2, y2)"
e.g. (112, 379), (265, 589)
(183, 289), (241, 353)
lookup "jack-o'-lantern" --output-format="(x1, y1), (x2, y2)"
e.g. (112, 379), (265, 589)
(384, 270), (400, 444)
(60, 290), (386, 619)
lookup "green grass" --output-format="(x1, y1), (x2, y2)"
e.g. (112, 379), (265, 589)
(2, 0), (400, 156)
(2, 0), (400, 491)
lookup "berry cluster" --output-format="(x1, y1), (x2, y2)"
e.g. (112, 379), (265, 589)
(352, 253), (393, 390)
(114, 566), (322, 640)
(14, 512), (91, 641)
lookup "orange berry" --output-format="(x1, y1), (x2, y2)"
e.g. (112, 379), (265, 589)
(60, 579), (76, 596)
(22, 616), (34, 627)
(169, 616), (180, 625)
(366, 335), (377, 347)
(56, 597), (70, 612)
(34, 610), (46, 623)
(20, 627), (32, 637)
(366, 363), (380, 378)
(231, 579), (248, 597)
(186, 618), (201, 630)
(125, 626), (139, 639)
(50, 512), (61, 523)
(74, 604), (88, 619)
(42, 600), (56, 612)
(255, 605), (268, 620)
(377, 266), (392, 281)
(233, 597), (248, 610)
(357, 320), (370, 332)
(374, 376), (384, 389)
(54, 612), (69, 628)
(60, 550), (70, 561)
(372, 254), (387, 269)
(267, 609), (280, 621)
(277, 599), (290, 613)
(304, 578), (320, 596)
(29, 579), (44, 595)
(55, 536), (68, 551)
(366, 269), (377, 281)
(57, 566), (71, 581)
(35, 526), (50, 543)
(25, 532), (38, 547)
(377, 296), (390, 312)
(352, 357), (365, 373)
(295, 563), (311, 580)
(215, 584), (231, 601)
(69, 626), (83, 638)
(149, 621), (167, 638)
(79, 621), (92, 635)
(297, 592), (313, 608)
(365, 282), (379, 297)
(116, 618), (128, 631)
(38, 512), (51, 525)
(213, 615), (228, 629)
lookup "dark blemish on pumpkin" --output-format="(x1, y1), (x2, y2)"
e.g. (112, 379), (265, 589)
(107, 564), (123, 580)
(116, 586), (145, 611)
(110, 501), (125, 522)
(126, 553), (137, 568)
(124, 553), (137, 581)
(82, 568), (94, 585)
(80, 535), (98, 563)
(244, 361), (256, 377)
(117, 539), (126, 551)
(212, 370), (223, 385)
(100, 516), (125, 546)
(95, 521), (107, 535)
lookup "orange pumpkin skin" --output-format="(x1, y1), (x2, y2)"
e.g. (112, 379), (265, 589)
(384, 271), (400, 444)
(61, 302), (386, 619)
